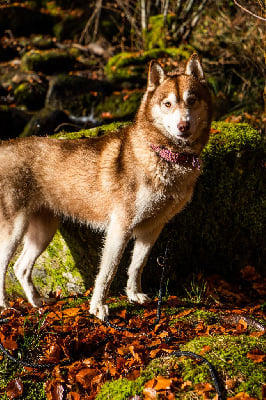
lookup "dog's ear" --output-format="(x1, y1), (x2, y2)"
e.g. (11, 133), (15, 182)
(147, 60), (166, 91)
(185, 53), (206, 83)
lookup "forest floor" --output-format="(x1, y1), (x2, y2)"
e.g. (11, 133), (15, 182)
(0, 266), (265, 400)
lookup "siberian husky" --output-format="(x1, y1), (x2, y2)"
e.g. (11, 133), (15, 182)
(0, 54), (212, 320)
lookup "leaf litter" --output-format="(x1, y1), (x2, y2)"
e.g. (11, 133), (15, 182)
(0, 267), (265, 399)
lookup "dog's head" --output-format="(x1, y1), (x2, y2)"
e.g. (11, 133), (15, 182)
(141, 54), (212, 150)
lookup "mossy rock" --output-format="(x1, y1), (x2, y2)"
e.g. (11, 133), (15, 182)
(14, 80), (48, 110)
(95, 91), (143, 121)
(96, 335), (265, 399)
(21, 107), (70, 137)
(45, 74), (112, 115)
(21, 49), (76, 74)
(31, 35), (55, 50)
(52, 121), (129, 139)
(0, 105), (30, 139)
(0, 6), (54, 36)
(105, 46), (192, 82)
(157, 121), (265, 278)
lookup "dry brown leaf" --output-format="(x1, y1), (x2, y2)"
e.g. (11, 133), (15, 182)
(75, 368), (98, 389)
(6, 378), (23, 399)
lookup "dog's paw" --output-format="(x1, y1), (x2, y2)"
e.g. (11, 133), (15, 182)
(127, 291), (151, 304)
(0, 300), (11, 310)
(89, 302), (109, 321)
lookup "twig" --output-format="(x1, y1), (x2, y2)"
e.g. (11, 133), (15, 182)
(232, 0), (266, 21)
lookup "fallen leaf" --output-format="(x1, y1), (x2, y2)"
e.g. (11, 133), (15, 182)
(129, 344), (147, 363)
(6, 378), (23, 399)
(75, 368), (98, 389)
(63, 308), (80, 317)
(200, 345), (211, 354)
(228, 392), (257, 399)
(66, 393), (80, 400)
(237, 318), (248, 331)
(194, 382), (214, 394)
(45, 380), (65, 400)
(225, 378), (237, 390)
(0, 336), (18, 350)
(246, 349), (265, 363)
(210, 128), (221, 134)
(143, 376), (173, 399)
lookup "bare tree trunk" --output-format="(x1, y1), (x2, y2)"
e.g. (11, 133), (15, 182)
(140, 0), (148, 48)
(79, 0), (103, 44)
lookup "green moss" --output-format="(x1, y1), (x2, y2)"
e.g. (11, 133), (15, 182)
(170, 310), (217, 326)
(180, 335), (265, 398)
(95, 91), (142, 121)
(53, 121), (130, 139)
(97, 335), (265, 399)
(31, 35), (55, 50)
(21, 49), (76, 74)
(14, 81), (47, 110)
(32, 230), (85, 296)
(144, 14), (176, 50)
(105, 47), (192, 81)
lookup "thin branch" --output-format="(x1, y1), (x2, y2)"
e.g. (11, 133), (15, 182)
(232, 0), (266, 21)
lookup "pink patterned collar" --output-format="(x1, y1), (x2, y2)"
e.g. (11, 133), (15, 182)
(150, 144), (201, 170)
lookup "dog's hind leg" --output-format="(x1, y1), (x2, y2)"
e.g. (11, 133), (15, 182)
(0, 213), (28, 309)
(13, 209), (59, 308)
(126, 225), (164, 304)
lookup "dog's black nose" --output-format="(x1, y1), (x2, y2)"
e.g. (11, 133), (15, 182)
(178, 121), (190, 132)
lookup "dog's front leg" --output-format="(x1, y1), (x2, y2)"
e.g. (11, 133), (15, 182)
(126, 225), (163, 304)
(89, 217), (130, 320)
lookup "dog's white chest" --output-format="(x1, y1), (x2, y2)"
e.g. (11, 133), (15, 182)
(133, 184), (165, 225)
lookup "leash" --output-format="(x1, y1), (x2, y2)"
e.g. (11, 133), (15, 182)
(0, 239), (223, 399)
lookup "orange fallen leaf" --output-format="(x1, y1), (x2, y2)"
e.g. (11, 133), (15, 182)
(194, 382), (214, 394)
(237, 318), (248, 331)
(200, 345), (211, 354)
(246, 349), (265, 363)
(63, 307), (80, 317)
(225, 378), (237, 390)
(210, 128), (221, 134)
(66, 392), (80, 400)
(228, 392), (257, 399)
(6, 378), (23, 399)
(129, 344), (147, 363)
(143, 376), (173, 399)
(75, 368), (98, 389)
(1, 337), (18, 350)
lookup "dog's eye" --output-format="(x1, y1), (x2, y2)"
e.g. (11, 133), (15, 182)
(163, 101), (172, 108)
(186, 96), (197, 106)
